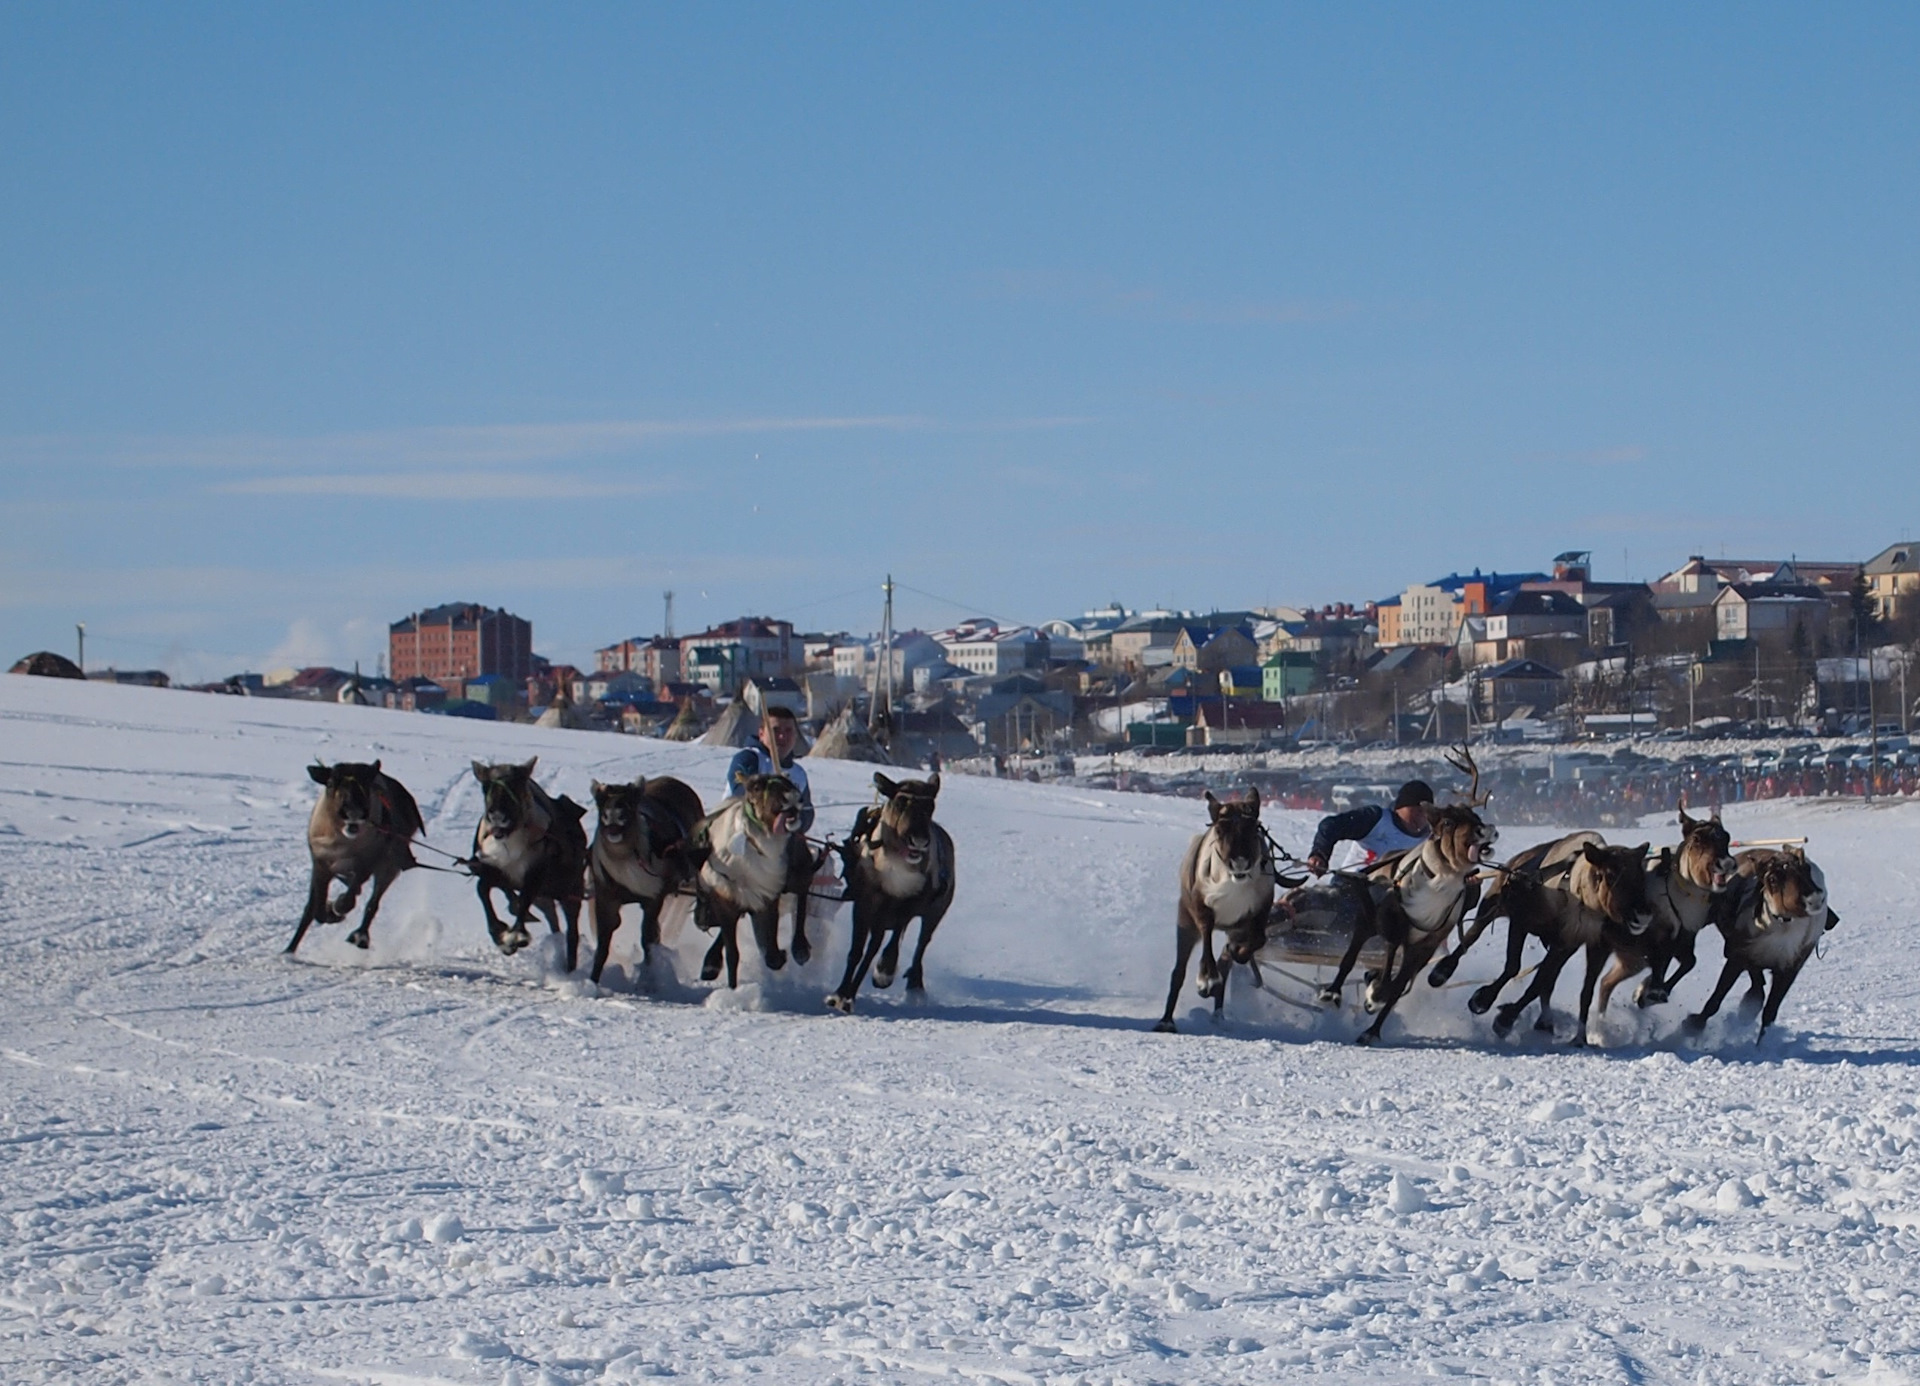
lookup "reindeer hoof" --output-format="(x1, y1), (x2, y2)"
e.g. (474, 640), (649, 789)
(1637, 984), (1668, 1008)
(1467, 987), (1498, 1016)
(1427, 959), (1458, 987)
(1354, 1030), (1379, 1047)
(791, 935), (811, 965)
(506, 927), (530, 951)
(700, 959), (721, 982)
(1682, 1013), (1708, 1034)
(1491, 1009), (1518, 1038)
(873, 967), (895, 989)
(1316, 987), (1341, 1008)
(347, 928), (369, 949)
(1568, 1033), (1589, 1049)
(1153, 1018), (1177, 1034)
(764, 947), (787, 972)
(905, 970), (925, 992)
(825, 993), (854, 1014)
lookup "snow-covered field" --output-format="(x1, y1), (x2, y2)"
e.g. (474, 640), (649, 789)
(3, 677), (1917, 1386)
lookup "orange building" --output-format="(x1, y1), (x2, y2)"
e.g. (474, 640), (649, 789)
(389, 603), (533, 685)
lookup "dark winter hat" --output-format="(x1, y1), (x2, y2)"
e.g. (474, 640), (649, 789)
(1393, 779), (1435, 809)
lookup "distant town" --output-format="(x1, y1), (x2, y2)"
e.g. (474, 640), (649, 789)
(14, 542), (1920, 764)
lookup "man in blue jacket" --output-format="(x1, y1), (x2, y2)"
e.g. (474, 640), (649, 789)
(724, 705), (815, 833)
(1305, 779), (1433, 876)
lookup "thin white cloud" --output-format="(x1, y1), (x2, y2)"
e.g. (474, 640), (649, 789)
(2, 414), (939, 474)
(215, 471), (678, 500)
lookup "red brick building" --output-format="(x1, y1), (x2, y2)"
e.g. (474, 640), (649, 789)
(389, 603), (533, 685)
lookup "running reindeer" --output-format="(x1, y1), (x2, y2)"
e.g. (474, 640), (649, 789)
(586, 775), (704, 985)
(1685, 845), (1837, 1041)
(1306, 746), (1498, 1044)
(1429, 830), (1654, 1044)
(690, 774), (823, 989)
(1592, 804), (1736, 1013)
(288, 760), (424, 955)
(1156, 788), (1287, 1033)
(827, 772), (956, 1014)
(470, 758), (590, 966)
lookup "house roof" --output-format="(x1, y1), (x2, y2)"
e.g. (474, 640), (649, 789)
(1480, 658), (1564, 681)
(1865, 541), (1919, 576)
(390, 602), (522, 633)
(1368, 645), (1436, 674)
(1714, 582), (1829, 604)
(1417, 571), (1548, 597)
(1489, 589), (1586, 618)
(684, 617), (792, 643)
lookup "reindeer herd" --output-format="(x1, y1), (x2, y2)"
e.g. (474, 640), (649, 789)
(293, 757), (953, 1015)
(292, 749), (1835, 1043)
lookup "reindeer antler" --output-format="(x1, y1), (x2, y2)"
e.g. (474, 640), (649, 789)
(1444, 743), (1492, 808)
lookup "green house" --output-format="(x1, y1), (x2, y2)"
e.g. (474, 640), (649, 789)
(1262, 652), (1316, 701)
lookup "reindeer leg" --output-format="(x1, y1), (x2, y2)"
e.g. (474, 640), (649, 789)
(1641, 931), (1695, 1007)
(1366, 939), (1402, 1014)
(287, 864), (331, 954)
(830, 906), (889, 1013)
(1572, 940), (1608, 1046)
(1429, 902), (1496, 987)
(750, 901), (786, 971)
(1193, 903), (1221, 999)
(345, 864), (399, 950)
(1684, 958), (1744, 1032)
(874, 915), (903, 989)
(904, 900), (950, 993)
(1470, 914), (1529, 1016)
(786, 838), (815, 966)
(476, 876), (515, 953)
(1157, 909), (1203, 1033)
(828, 906), (870, 1012)
(1321, 914), (1372, 1008)
(1597, 947), (1639, 1015)
(1737, 967), (1767, 1013)
(561, 894), (583, 975)
(589, 894), (623, 985)
(1758, 959), (1807, 1039)
(723, 914), (743, 989)
(699, 900), (730, 981)
(1496, 945), (1569, 1038)
(1211, 957), (1231, 1024)
(1356, 938), (1429, 1046)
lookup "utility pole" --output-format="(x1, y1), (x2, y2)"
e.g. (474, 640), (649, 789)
(870, 574), (895, 740)
(663, 590), (675, 640)
(1753, 644), (1762, 726)
(1392, 680), (1401, 746)
(76, 623), (85, 675)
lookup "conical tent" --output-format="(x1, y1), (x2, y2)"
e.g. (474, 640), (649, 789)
(699, 697), (760, 748)
(662, 698), (702, 742)
(808, 704), (891, 763)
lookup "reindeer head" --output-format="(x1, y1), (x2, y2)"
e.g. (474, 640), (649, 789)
(742, 774), (803, 838)
(473, 757), (538, 838)
(1675, 804), (1736, 892)
(591, 777), (647, 848)
(873, 773), (941, 864)
(1204, 789), (1265, 881)
(1427, 803), (1498, 875)
(1579, 841), (1655, 933)
(309, 759), (385, 839)
(1754, 848), (1823, 924)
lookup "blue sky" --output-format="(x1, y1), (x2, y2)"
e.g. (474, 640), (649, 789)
(4, 4), (1917, 678)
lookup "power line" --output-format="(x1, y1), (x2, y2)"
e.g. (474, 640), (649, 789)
(893, 582), (1001, 625)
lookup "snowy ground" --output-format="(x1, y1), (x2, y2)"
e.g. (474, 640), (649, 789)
(2, 677), (1917, 1386)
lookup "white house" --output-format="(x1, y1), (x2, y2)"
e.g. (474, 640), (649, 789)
(938, 621), (1051, 678)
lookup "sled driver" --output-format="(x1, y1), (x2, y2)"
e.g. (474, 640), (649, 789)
(724, 704), (816, 834)
(1305, 779), (1433, 876)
